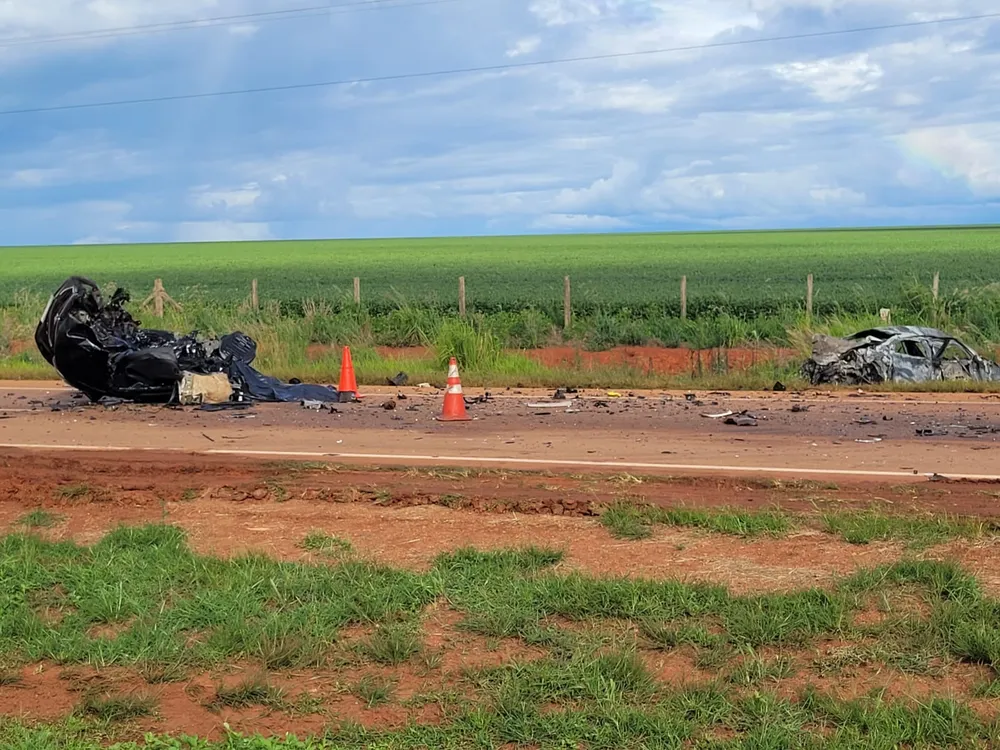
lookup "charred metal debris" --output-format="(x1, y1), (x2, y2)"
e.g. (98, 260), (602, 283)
(35, 276), (339, 405)
(802, 326), (1000, 386)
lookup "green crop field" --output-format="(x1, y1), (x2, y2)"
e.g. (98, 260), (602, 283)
(1, 226), (998, 317)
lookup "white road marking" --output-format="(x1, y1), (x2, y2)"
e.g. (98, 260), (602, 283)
(0, 442), (996, 481)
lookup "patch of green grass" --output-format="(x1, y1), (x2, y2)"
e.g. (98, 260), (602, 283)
(352, 674), (395, 708)
(598, 504), (653, 540)
(75, 692), (157, 722)
(299, 531), (354, 556)
(15, 510), (60, 529)
(972, 679), (1000, 698)
(599, 502), (791, 540)
(211, 676), (286, 710)
(815, 643), (942, 677)
(725, 652), (795, 685)
(0, 525), (438, 669)
(639, 620), (723, 651)
(823, 511), (993, 548)
(360, 623), (422, 665)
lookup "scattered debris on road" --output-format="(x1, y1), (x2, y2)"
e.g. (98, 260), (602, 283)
(723, 410), (761, 427)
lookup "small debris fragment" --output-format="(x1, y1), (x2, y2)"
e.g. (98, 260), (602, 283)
(725, 415), (758, 427)
(702, 410), (735, 419)
(301, 400), (325, 411)
(790, 404), (810, 413)
(387, 372), (409, 387)
(855, 438), (883, 444)
(773, 381), (787, 392)
(381, 400), (396, 411)
(916, 428), (948, 437)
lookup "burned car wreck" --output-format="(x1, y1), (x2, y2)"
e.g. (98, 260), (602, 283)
(802, 326), (1000, 386)
(35, 276), (339, 404)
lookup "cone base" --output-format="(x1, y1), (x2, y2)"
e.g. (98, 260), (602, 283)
(435, 415), (472, 421)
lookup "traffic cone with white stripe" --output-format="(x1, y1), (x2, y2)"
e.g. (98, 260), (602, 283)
(435, 357), (471, 422)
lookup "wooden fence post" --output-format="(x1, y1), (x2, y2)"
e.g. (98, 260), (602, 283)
(807, 274), (814, 319)
(251, 279), (259, 310)
(564, 276), (571, 330)
(459, 276), (466, 318)
(680, 276), (687, 321)
(142, 278), (181, 318)
(353, 277), (360, 306)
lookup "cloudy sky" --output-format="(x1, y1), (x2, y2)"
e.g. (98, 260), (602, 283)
(0, 0), (998, 244)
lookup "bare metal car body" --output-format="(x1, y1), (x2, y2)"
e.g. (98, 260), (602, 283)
(802, 326), (1000, 385)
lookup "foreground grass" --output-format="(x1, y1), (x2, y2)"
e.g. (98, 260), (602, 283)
(2, 525), (1000, 747)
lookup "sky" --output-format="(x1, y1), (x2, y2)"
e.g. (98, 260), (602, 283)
(0, 0), (998, 245)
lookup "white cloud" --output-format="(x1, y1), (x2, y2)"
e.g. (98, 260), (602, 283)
(506, 36), (541, 58)
(73, 235), (125, 244)
(190, 183), (262, 211)
(901, 125), (1000, 195)
(0, 136), (147, 188)
(532, 213), (628, 229)
(552, 160), (640, 211)
(772, 53), (884, 102)
(809, 186), (866, 204)
(556, 80), (675, 114)
(893, 92), (922, 107)
(5, 168), (68, 187)
(227, 23), (259, 38)
(173, 221), (273, 242)
(528, 0), (608, 27)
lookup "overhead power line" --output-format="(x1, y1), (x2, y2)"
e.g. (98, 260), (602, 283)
(1, 11), (997, 117)
(0, 0), (462, 48)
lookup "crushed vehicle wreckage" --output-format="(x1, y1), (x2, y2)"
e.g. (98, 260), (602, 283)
(802, 326), (1000, 386)
(35, 276), (340, 404)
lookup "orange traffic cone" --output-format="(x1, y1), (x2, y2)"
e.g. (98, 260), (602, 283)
(435, 357), (471, 421)
(337, 346), (362, 402)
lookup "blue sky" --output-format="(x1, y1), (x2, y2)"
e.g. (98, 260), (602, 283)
(0, 0), (998, 245)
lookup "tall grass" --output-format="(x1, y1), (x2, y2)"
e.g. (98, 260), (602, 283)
(5, 276), (1000, 386)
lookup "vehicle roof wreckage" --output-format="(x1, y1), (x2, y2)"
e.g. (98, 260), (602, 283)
(802, 326), (1000, 386)
(35, 276), (340, 404)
